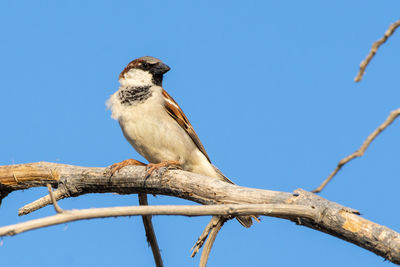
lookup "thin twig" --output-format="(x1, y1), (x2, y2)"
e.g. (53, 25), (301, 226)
(46, 184), (63, 213)
(19, 187), (67, 216)
(313, 108), (400, 193)
(138, 193), (163, 267)
(0, 204), (317, 237)
(199, 217), (226, 267)
(354, 19), (400, 82)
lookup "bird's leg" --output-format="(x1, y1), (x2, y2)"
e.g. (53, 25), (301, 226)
(145, 160), (181, 178)
(109, 159), (146, 177)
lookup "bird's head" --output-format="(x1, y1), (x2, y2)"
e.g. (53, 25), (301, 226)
(119, 56), (170, 87)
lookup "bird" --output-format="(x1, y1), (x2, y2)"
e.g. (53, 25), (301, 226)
(107, 56), (253, 228)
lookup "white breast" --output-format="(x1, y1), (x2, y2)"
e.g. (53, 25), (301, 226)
(107, 86), (200, 165)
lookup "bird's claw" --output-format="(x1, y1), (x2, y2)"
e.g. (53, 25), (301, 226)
(108, 159), (146, 182)
(145, 160), (181, 179)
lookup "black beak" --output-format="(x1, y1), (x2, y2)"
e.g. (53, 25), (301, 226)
(152, 63), (170, 75)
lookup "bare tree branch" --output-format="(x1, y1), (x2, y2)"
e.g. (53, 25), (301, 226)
(0, 204), (314, 237)
(2, 162), (291, 216)
(138, 193), (164, 267)
(19, 186), (68, 216)
(354, 19), (400, 82)
(1, 162), (400, 264)
(313, 108), (400, 193)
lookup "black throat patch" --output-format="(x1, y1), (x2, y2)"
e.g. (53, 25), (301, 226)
(152, 74), (163, 86)
(119, 86), (152, 106)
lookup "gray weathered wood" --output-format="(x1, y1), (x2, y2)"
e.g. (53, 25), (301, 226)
(0, 162), (399, 264)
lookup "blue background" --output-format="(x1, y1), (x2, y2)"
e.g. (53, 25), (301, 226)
(1, 1), (399, 266)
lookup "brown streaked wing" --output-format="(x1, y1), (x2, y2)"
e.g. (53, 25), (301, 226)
(162, 89), (211, 163)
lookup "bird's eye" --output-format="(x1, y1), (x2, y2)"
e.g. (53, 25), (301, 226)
(141, 62), (149, 69)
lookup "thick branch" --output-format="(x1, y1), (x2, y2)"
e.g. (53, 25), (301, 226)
(0, 162), (400, 264)
(4, 162), (290, 215)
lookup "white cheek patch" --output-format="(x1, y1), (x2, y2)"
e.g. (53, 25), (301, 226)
(119, 69), (153, 87)
(107, 68), (157, 121)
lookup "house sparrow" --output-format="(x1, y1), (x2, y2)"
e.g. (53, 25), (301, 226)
(107, 56), (253, 228)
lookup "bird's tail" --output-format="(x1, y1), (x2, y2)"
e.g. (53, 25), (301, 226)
(212, 165), (256, 228)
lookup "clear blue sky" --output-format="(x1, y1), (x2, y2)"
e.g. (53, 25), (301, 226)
(1, 1), (399, 266)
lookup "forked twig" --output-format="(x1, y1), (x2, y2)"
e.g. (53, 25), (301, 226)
(354, 20), (400, 82)
(199, 217), (226, 267)
(138, 193), (163, 267)
(191, 216), (222, 257)
(313, 108), (400, 193)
